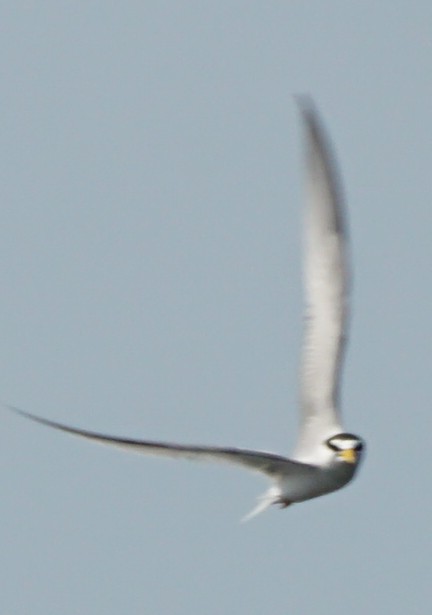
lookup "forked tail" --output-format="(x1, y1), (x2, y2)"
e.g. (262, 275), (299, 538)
(241, 487), (282, 523)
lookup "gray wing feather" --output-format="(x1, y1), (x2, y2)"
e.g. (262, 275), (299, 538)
(7, 405), (302, 477)
(296, 99), (349, 454)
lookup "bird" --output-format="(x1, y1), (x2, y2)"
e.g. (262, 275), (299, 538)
(7, 98), (364, 520)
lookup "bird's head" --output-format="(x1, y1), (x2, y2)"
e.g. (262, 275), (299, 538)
(326, 433), (365, 465)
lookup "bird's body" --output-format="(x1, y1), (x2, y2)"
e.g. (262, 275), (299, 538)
(7, 98), (365, 518)
(267, 461), (356, 505)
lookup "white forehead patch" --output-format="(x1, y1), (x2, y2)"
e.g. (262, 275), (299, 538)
(329, 436), (361, 450)
(336, 439), (358, 450)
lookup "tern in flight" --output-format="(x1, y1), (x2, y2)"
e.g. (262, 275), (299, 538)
(8, 99), (365, 520)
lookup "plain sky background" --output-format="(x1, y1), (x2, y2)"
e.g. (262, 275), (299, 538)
(1, 2), (431, 614)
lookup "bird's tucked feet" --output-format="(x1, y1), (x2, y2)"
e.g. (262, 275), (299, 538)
(275, 498), (292, 509)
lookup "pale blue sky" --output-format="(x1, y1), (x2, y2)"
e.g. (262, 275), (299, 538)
(1, 3), (431, 614)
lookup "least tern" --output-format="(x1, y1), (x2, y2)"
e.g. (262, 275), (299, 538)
(8, 99), (364, 519)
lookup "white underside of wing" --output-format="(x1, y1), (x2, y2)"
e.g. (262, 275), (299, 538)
(295, 101), (349, 457)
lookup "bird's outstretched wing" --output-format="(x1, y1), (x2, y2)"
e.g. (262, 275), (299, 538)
(296, 99), (350, 455)
(7, 405), (304, 477)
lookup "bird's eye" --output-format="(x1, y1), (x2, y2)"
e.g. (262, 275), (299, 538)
(354, 441), (364, 452)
